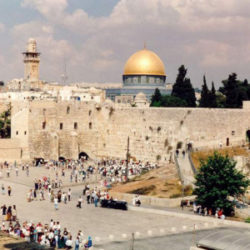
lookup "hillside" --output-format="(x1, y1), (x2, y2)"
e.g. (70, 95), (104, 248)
(191, 146), (250, 169)
(110, 164), (193, 198)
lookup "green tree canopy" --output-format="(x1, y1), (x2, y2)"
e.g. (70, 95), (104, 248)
(151, 88), (187, 107)
(171, 65), (196, 107)
(0, 104), (11, 138)
(219, 73), (250, 108)
(209, 81), (217, 108)
(194, 152), (249, 215)
(200, 75), (210, 107)
(150, 88), (162, 107)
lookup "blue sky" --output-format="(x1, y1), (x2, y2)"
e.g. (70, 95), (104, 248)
(0, 0), (250, 87)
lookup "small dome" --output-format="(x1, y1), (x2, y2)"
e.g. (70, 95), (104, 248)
(135, 92), (147, 102)
(123, 48), (166, 76)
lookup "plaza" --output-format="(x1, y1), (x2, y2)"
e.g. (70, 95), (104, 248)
(0, 164), (249, 249)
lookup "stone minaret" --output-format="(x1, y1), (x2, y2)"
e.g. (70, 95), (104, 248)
(23, 38), (40, 82)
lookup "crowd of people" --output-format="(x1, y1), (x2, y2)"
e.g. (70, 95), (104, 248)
(0, 216), (92, 249)
(98, 159), (159, 185)
(192, 203), (226, 219)
(0, 157), (160, 249)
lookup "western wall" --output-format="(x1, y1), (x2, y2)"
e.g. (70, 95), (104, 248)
(3, 99), (250, 164)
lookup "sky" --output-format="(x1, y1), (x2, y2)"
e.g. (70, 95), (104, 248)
(0, 0), (250, 88)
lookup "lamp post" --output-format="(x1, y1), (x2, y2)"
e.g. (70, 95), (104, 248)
(125, 136), (130, 182)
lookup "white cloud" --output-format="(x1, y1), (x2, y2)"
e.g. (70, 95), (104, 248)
(0, 23), (5, 32)
(21, 0), (67, 20)
(2, 0), (250, 85)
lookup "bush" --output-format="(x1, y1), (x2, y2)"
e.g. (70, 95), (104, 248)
(245, 217), (250, 223)
(170, 193), (182, 198)
(128, 185), (156, 195)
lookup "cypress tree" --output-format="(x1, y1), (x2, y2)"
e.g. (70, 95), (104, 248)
(150, 88), (162, 106)
(200, 75), (209, 107)
(172, 65), (196, 107)
(209, 82), (217, 108)
(221, 73), (239, 108)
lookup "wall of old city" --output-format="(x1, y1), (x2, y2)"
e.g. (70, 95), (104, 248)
(9, 100), (249, 164)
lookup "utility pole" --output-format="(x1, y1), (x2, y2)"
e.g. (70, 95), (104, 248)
(125, 136), (130, 182)
(130, 232), (135, 250)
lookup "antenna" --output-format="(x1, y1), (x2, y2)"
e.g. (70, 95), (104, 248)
(61, 56), (68, 84)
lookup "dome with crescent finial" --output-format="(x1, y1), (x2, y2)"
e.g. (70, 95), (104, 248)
(123, 48), (166, 76)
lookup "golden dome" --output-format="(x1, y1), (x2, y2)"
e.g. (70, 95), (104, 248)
(123, 48), (166, 76)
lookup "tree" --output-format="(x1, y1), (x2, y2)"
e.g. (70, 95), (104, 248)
(208, 82), (217, 108)
(0, 104), (11, 138)
(150, 88), (162, 107)
(150, 89), (187, 107)
(194, 152), (249, 215)
(172, 65), (196, 107)
(160, 95), (187, 107)
(220, 73), (243, 108)
(199, 75), (210, 107)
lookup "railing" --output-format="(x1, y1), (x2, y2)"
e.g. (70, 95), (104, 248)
(174, 154), (184, 185)
(188, 150), (197, 175)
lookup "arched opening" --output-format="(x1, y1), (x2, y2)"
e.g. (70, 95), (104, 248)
(79, 152), (89, 160)
(59, 156), (66, 162)
(246, 130), (250, 149)
(34, 158), (44, 166)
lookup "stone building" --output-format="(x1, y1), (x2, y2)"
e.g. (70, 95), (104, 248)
(0, 99), (249, 163)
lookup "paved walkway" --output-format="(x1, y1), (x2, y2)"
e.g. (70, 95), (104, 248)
(176, 154), (195, 186)
(0, 166), (248, 249)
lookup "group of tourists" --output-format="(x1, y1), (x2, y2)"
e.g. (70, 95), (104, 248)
(193, 203), (226, 219)
(1, 184), (12, 196)
(0, 217), (93, 249)
(98, 160), (158, 185)
(1, 204), (17, 222)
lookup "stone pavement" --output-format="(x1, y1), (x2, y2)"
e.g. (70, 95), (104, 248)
(0, 166), (249, 249)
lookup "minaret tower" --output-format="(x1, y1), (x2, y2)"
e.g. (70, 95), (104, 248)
(23, 38), (40, 82)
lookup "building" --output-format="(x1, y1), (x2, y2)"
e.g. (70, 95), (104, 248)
(106, 47), (171, 101)
(1, 39), (250, 165)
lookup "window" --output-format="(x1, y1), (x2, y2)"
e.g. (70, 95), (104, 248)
(42, 122), (46, 129)
(89, 122), (92, 129)
(24, 131), (27, 135)
(74, 122), (78, 130)
(16, 131), (18, 135)
(232, 131), (235, 136)
(89, 110), (92, 116)
(67, 106), (70, 114)
(60, 123), (63, 130)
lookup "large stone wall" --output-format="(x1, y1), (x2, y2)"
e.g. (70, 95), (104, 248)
(7, 100), (250, 164)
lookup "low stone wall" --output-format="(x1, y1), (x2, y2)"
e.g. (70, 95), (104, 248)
(109, 191), (195, 207)
(129, 206), (250, 229)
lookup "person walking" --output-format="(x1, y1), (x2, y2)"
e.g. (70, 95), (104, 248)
(1, 184), (5, 195)
(15, 166), (19, 176)
(12, 205), (17, 221)
(75, 236), (80, 250)
(8, 186), (11, 196)
(77, 196), (82, 208)
(54, 197), (59, 210)
(67, 189), (71, 202)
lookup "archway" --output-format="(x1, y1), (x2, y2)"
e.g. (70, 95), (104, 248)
(79, 152), (89, 160)
(58, 156), (66, 162)
(246, 130), (250, 141)
(246, 130), (250, 148)
(34, 158), (44, 166)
